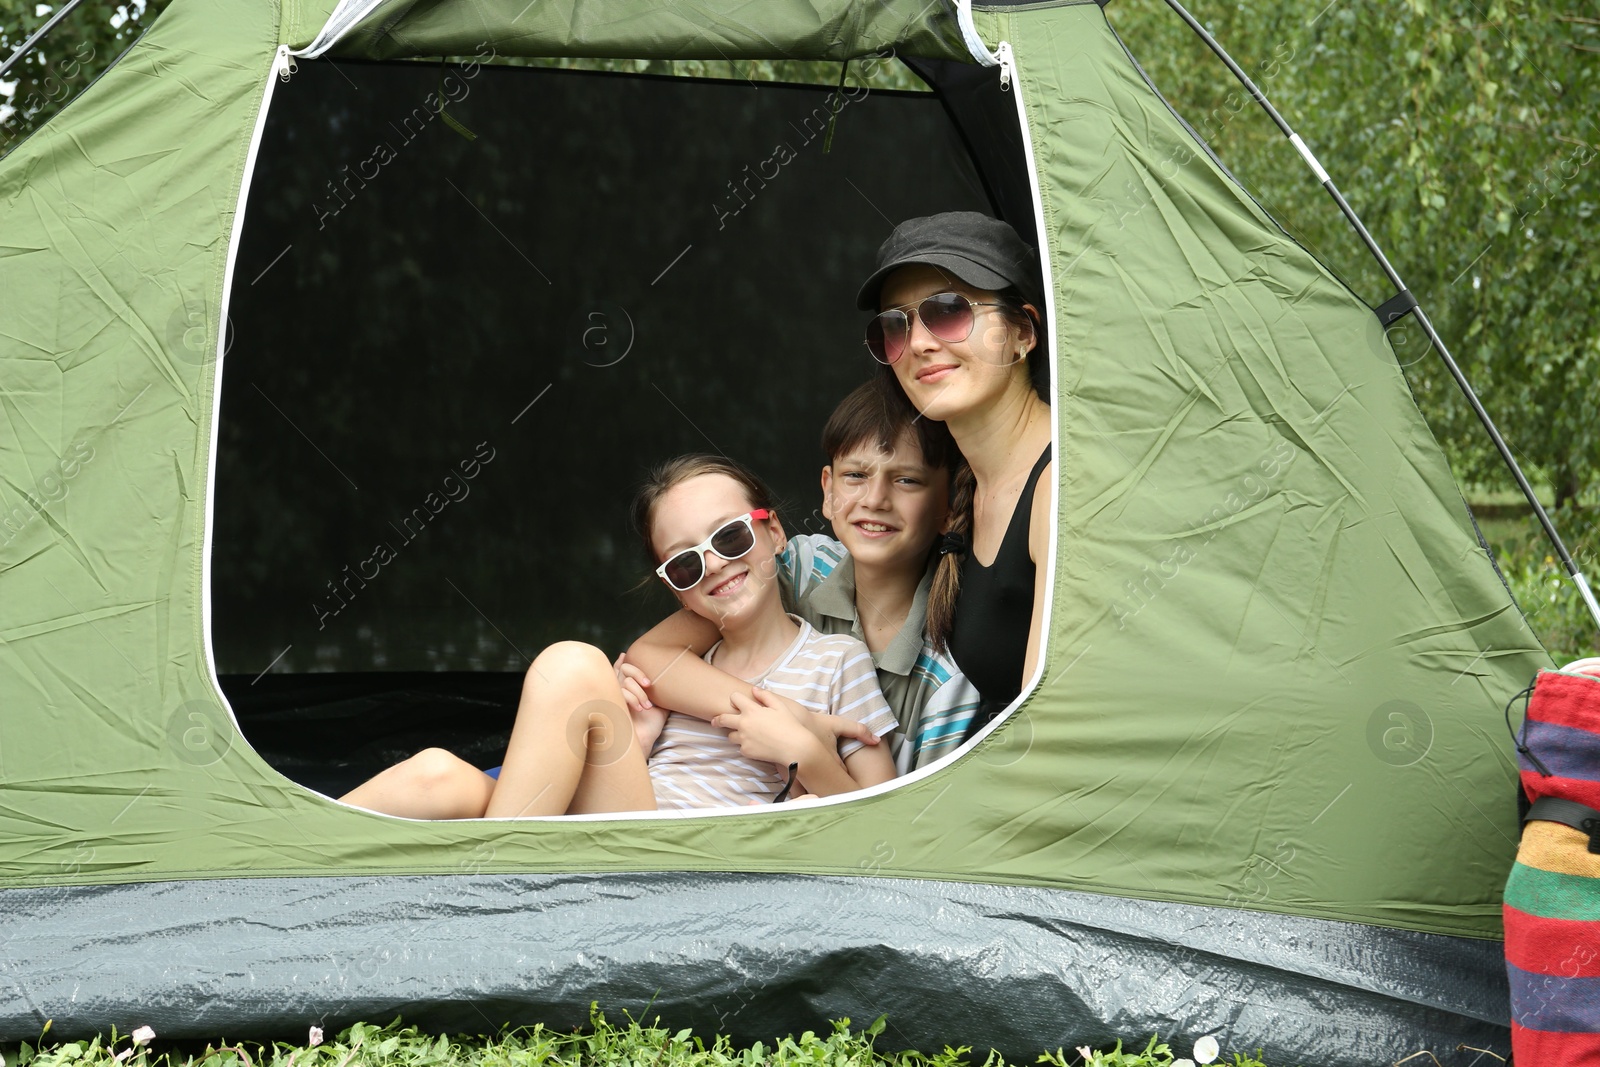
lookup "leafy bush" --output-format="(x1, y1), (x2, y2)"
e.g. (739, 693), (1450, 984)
(1485, 505), (1600, 661)
(5, 1012), (1278, 1067)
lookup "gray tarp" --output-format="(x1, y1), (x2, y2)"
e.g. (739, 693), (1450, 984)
(1, 873), (1509, 1064)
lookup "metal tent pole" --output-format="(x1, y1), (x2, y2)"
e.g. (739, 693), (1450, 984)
(1158, 0), (1600, 632)
(0, 0), (90, 81)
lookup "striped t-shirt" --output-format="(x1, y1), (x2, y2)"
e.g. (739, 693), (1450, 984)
(646, 617), (898, 810)
(778, 534), (981, 772)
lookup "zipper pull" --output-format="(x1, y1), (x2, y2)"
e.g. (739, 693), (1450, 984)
(996, 41), (1014, 91)
(276, 45), (297, 83)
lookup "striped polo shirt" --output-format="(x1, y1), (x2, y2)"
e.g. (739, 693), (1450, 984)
(777, 534), (982, 773)
(646, 617), (897, 810)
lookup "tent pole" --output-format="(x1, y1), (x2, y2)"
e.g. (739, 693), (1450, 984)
(0, 0), (89, 81)
(1158, 0), (1600, 634)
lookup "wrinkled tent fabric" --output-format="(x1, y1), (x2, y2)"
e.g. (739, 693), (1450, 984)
(0, 0), (1549, 1062)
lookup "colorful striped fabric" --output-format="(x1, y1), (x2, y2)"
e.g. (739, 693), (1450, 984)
(1508, 668), (1600, 1064)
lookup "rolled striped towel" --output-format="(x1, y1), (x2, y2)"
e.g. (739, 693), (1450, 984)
(1507, 668), (1600, 1064)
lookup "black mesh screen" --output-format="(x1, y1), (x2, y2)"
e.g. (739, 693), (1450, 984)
(215, 59), (995, 697)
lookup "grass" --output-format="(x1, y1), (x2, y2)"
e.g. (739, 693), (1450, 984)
(2, 1012), (1280, 1067)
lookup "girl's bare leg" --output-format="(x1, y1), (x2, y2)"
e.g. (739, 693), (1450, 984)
(485, 641), (657, 818)
(340, 747), (497, 818)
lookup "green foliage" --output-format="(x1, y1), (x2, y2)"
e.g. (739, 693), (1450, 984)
(522, 57), (927, 93)
(1482, 503), (1600, 659)
(0, 0), (171, 156)
(3, 1012), (1285, 1067)
(1038, 1035), (1273, 1067)
(1108, 0), (1599, 506)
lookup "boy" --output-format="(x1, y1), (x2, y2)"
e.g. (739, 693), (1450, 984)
(624, 378), (980, 773)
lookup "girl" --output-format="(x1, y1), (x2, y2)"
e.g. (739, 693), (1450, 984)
(339, 455), (899, 818)
(856, 211), (1052, 740)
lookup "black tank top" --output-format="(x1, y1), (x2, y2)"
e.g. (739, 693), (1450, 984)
(949, 447), (1052, 740)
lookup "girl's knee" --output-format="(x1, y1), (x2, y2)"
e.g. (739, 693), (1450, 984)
(526, 640), (612, 685)
(406, 746), (474, 791)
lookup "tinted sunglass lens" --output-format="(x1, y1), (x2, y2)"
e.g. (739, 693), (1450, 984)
(866, 311), (908, 364)
(921, 293), (975, 342)
(710, 520), (756, 559)
(663, 552), (702, 590)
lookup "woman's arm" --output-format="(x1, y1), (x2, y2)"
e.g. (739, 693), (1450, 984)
(1022, 461), (1056, 690)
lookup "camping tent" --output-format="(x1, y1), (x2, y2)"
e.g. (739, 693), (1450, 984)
(0, 1), (1556, 1063)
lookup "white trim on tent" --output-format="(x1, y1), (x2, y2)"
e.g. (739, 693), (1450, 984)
(203, 45), (295, 739)
(921, 34), (1062, 758)
(955, 0), (1002, 66)
(296, 0), (386, 60)
(305, 2), (1006, 69)
(196, 27), (1059, 817)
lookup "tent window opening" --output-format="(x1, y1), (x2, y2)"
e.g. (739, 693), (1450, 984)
(213, 56), (1039, 802)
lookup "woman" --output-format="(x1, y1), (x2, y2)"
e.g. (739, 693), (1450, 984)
(857, 211), (1052, 738)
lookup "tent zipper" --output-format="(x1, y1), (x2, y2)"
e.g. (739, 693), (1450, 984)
(275, 44), (297, 83)
(198, 42), (297, 735)
(949, 32), (1062, 744)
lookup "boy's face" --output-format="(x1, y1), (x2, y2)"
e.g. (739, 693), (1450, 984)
(820, 428), (950, 574)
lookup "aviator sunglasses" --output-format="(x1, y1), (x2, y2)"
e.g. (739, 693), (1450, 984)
(654, 509), (772, 592)
(865, 291), (1007, 365)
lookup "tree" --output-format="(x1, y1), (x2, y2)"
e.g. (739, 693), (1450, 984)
(0, 0), (170, 156)
(1109, 0), (1599, 506)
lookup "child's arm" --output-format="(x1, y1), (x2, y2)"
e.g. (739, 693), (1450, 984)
(716, 641), (900, 796)
(626, 611), (880, 747)
(823, 646), (899, 791)
(624, 609), (744, 722)
(718, 689), (868, 797)
(840, 731), (896, 789)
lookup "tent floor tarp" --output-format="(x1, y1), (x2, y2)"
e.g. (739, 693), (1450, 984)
(1, 873), (1510, 1067)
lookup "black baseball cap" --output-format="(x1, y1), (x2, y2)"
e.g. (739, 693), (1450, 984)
(855, 211), (1043, 311)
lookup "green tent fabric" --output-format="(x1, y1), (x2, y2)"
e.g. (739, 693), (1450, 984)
(0, 0), (1549, 1060)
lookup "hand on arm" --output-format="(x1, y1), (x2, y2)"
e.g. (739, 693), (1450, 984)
(625, 609), (743, 723)
(770, 689), (881, 752)
(840, 734), (896, 790)
(613, 653), (667, 751)
(625, 610), (882, 749)
(715, 690), (866, 798)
